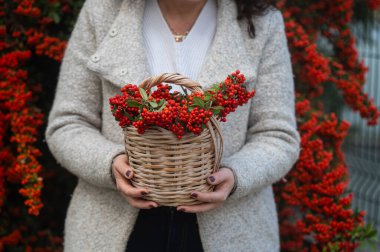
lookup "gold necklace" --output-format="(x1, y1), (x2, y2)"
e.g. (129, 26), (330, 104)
(167, 23), (190, 42)
(158, 0), (205, 43)
(172, 31), (190, 43)
(163, 17), (192, 42)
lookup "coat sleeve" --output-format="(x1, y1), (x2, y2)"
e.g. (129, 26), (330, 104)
(45, 0), (125, 190)
(221, 10), (301, 200)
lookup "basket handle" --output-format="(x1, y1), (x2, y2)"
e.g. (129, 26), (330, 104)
(139, 73), (203, 94)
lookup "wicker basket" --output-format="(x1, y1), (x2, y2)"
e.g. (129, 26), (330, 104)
(123, 73), (223, 206)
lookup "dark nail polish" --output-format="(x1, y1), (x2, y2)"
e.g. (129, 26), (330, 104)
(141, 191), (147, 196)
(178, 208), (185, 212)
(208, 176), (215, 182)
(126, 170), (131, 178)
(190, 192), (198, 198)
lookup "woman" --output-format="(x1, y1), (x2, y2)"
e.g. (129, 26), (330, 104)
(45, 0), (301, 251)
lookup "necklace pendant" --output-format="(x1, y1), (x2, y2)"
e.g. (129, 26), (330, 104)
(174, 34), (186, 42)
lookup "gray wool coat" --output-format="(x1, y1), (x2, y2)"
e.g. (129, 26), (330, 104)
(45, 0), (301, 251)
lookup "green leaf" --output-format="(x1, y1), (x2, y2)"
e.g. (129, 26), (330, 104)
(212, 106), (224, 110)
(156, 101), (167, 112)
(157, 99), (165, 107)
(138, 87), (148, 100)
(123, 111), (135, 121)
(204, 93), (212, 102)
(212, 106), (223, 115)
(192, 97), (205, 107)
(148, 101), (158, 108)
(127, 100), (141, 107)
(49, 12), (60, 24)
(205, 100), (212, 108)
(206, 83), (221, 92)
(51, 2), (60, 8)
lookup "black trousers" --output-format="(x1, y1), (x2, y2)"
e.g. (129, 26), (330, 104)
(125, 206), (204, 252)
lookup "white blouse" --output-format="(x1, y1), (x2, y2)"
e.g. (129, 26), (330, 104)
(143, 0), (217, 93)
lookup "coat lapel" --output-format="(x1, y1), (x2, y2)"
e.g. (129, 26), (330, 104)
(86, 0), (149, 87)
(86, 0), (256, 90)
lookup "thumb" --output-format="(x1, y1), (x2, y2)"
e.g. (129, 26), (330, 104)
(207, 168), (231, 185)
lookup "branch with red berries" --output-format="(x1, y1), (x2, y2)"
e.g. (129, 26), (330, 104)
(109, 70), (255, 139)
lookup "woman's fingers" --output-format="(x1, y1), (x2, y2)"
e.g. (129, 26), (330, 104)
(112, 154), (159, 209)
(190, 183), (230, 203)
(206, 167), (234, 185)
(112, 154), (134, 179)
(189, 167), (235, 203)
(116, 177), (158, 209)
(177, 202), (221, 213)
(181, 167), (235, 211)
(116, 177), (149, 198)
(124, 196), (159, 209)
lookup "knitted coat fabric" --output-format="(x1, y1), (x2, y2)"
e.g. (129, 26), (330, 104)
(45, 0), (301, 251)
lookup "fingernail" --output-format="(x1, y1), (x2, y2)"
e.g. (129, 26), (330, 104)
(126, 170), (131, 178)
(190, 192), (198, 198)
(149, 204), (157, 208)
(208, 176), (215, 182)
(178, 208), (185, 212)
(141, 191), (147, 196)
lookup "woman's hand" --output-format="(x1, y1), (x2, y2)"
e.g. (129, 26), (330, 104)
(176, 167), (235, 213)
(112, 154), (159, 209)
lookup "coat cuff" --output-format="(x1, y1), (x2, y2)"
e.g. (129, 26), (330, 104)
(110, 150), (127, 186)
(220, 166), (238, 197)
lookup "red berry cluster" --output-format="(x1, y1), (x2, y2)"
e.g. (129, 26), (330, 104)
(211, 70), (254, 121)
(109, 71), (255, 139)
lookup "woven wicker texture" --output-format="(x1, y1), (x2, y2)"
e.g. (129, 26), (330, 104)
(123, 73), (223, 206)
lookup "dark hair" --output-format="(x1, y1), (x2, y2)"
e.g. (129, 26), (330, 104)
(234, 0), (277, 38)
